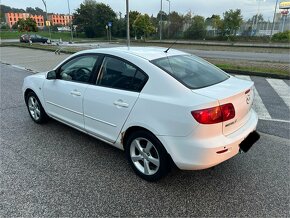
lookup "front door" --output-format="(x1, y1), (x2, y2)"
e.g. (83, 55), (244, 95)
(43, 54), (100, 129)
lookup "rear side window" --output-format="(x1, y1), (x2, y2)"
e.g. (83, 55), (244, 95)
(97, 57), (147, 92)
(152, 55), (229, 89)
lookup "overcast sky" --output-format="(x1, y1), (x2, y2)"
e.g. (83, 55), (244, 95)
(1, 0), (281, 20)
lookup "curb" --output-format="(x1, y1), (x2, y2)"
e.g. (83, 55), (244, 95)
(0, 62), (38, 74)
(146, 40), (290, 49)
(223, 69), (290, 80)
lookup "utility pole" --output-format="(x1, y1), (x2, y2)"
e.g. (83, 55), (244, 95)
(126, 0), (130, 48)
(67, 0), (73, 43)
(254, 0), (262, 32)
(270, 0), (279, 39)
(166, 0), (171, 39)
(41, 0), (51, 41)
(160, 0), (163, 41)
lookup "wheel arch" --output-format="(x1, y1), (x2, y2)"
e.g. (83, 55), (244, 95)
(24, 88), (35, 102)
(121, 126), (174, 164)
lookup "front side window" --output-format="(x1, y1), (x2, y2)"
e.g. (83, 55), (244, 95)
(97, 57), (147, 92)
(152, 55), (229, 89)
(59, 55), (99, 83)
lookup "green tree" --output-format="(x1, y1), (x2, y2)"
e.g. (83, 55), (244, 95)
(0, 4), (25, 22)
(128, 11), (141, 37)
(205, 14), (221, 37)
(133, 14), (155, 40)
(247, 14), (264, 24)
(222, 9), (243, 36)
(26, 7), (45, 16)
(17, 18), (38, 32)
(166, 11), (184, 38)
(113, 18), (126, 38)
(184, 15), (206, 39)
(73, 0), (117, 38)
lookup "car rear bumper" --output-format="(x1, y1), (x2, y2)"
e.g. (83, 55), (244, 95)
(159, 109), (259, 170)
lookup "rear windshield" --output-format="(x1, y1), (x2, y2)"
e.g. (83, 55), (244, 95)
(152, 55), (229, 89)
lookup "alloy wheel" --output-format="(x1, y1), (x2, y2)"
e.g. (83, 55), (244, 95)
(130, 137), (160, 176)
(28, 96), (41, 121)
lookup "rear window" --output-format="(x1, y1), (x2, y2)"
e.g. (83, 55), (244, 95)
(152, 55), (229, 89)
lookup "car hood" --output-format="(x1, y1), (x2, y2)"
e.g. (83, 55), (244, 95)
(30, 71), (47, 78)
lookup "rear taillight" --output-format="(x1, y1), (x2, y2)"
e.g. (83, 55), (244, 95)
(191, 103), (235, 124)
(221, 103), (235, 121)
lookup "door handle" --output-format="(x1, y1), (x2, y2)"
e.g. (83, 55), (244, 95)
(114, 100), (129, 108)
(70, 90), (81, 97)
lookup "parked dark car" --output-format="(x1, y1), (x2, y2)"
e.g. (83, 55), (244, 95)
(20, 34), (49, 43)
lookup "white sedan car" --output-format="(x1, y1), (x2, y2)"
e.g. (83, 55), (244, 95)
(22, 47), (260, 181)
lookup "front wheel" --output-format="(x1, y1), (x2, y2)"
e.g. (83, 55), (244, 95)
(125, 130), (170, 181)
(26, 92), (48, 124)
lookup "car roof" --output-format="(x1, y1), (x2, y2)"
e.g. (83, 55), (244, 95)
(78, 46), (187, 61)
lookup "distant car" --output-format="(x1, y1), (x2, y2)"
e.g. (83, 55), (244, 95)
(22, 47), (260, 181)
(20, 34), (49, 43)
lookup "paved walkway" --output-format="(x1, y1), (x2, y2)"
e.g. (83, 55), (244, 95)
(0, 47), (70, 72)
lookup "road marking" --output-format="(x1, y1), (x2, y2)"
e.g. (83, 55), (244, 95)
(259, 118), (290, 123)
(266, 78), (290, 109)
(235, 75), (272, 120)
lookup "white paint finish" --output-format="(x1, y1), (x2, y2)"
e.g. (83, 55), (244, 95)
(22, 47), (260, 173)
(193, 76), (254, 136)
(267, 78), (290, 109)
(83, 85), (139, 143)
(43, 80), (88, 129)
(235, 75), (272, 120)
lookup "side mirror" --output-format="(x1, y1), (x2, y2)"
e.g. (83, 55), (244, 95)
(47, 70), (57, 80)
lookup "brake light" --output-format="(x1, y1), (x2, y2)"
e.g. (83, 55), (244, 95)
(221, 103), (235, 121)
(191, 103), (235, 124)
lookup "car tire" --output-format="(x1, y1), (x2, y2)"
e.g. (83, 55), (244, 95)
(125, 130), (170, 182)
(25, 92), (48, 124)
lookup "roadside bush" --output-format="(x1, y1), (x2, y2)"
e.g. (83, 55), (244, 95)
(0, 24), (9, 30)
(272, 31), (290, 42)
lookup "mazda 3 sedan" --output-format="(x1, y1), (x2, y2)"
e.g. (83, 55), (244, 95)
(22, 47), (260, 181)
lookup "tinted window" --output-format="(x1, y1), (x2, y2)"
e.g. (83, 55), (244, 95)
(152, 55), (229, 89)
(59, 55), (98, 83)
(97, 57), (147, 92)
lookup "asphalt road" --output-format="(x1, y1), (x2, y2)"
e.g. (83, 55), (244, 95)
(0, 63), (289, 217)
(65, 42), (290, 63)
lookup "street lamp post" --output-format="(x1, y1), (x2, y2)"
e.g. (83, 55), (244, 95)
(41, 0), (52, 41)
(270, 0), (279, 39)
(254, 0), (262, 32)
(160, 0), (163, 41)
(126, 0), (130, 48)
(166, 0), (171, 39)
(67, 0), (73, 43)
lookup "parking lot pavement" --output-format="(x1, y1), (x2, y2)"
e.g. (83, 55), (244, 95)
(1, 61), (290, 216)
(0, 47), (70, 72)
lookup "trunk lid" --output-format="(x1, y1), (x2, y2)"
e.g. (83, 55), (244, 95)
(192, 76), (254, 136)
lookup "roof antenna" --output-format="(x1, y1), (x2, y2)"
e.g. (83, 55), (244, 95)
(164, 40), (178, 53)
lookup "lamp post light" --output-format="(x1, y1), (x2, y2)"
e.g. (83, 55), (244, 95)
(166, 0), (171, 39)
(67, 0), (73, 43)
(270, 0), (279, 39)
(41, 0), (52, 41)
(126, 0), (130, 48)
(160, 0), (163, 41)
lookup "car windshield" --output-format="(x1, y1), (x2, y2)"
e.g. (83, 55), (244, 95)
(152, 55), (229, 89)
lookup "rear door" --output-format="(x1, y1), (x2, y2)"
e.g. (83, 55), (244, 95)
(83, 56), (148, 143)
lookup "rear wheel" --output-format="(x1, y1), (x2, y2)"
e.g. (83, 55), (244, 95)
(125, 130), (170, 181)
(26, 92), (48, 124)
